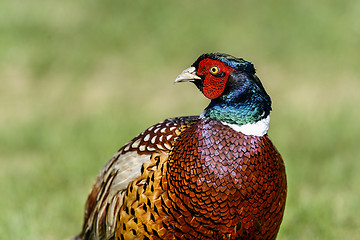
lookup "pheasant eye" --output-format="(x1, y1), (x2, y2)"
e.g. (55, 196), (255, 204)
(210, 66), (220, 75)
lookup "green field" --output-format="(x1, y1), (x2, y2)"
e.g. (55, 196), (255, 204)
(1, 0), (359, 239)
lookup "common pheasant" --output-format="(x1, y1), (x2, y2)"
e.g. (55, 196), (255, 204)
(73, 53), (287, 240)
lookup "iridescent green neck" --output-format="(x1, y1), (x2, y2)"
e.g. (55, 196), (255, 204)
(202, 101), (266, 125)
(202, 82), (272, 126)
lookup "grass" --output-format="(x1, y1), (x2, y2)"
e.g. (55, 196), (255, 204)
(1, 0), (360, 239)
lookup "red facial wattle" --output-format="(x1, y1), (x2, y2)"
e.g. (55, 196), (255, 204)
(196, 59), (236, 99)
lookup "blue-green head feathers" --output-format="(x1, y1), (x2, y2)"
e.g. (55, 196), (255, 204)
(192, 53), (256, 75)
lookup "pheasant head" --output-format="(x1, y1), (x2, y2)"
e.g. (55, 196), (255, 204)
(175, 53), (272, 135)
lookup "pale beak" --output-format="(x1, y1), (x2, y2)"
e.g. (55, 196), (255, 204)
(174, 67), (201, 84)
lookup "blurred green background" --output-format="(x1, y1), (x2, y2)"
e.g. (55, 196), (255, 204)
(1, 0), (359, 239)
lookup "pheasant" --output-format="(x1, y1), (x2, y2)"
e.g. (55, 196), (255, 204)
(73, 53), (287, 240)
